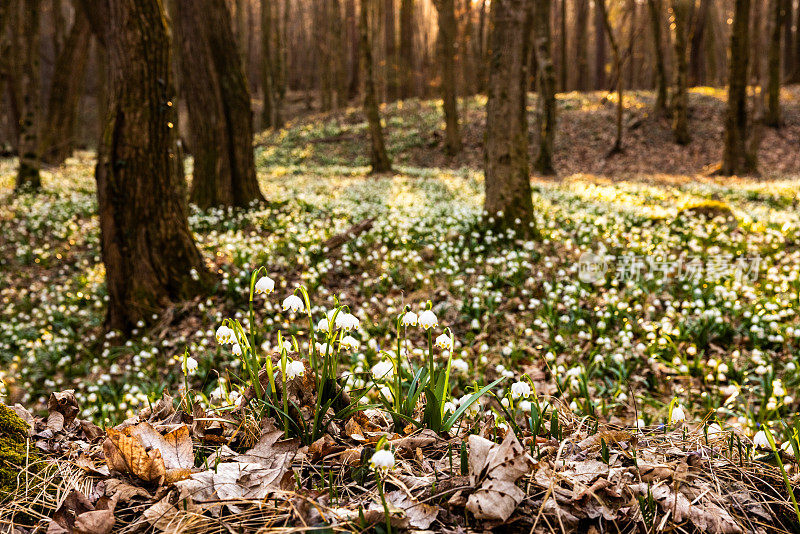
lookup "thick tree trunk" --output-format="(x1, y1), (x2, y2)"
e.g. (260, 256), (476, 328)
(646, 0), (668, 113)
(79, 0), (210, 332)
(669, 0), (691, 144)
(574, 0), (589, 91)
(15, 0), (42, 191)
(359, 0), (392, 173)
(433, 0), (462, 155)
(533, 0), (556, 175)
(175, 0), (265, 209)
(593, 0), (606, 89)
(766, 0), (783, 127)
(484, 0), (534, 232)
(399, 0), (415, 99)
(41, 9), (91, 165)
(597, 0), (622, 154)
(721, 0), (754, 175)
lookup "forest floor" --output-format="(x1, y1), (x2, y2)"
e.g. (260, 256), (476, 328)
(2, 88), (800, 532)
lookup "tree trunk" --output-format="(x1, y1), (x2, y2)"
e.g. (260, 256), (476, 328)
(384, 0), (397, 101)
(766, 0), (783, 127)
(575, 0), (589, 91)
(236, 0), (248, 68)
(78, 0), (210, 333)
(484, 0), (534, 232)
(646, 0), (668, 113)
(330, 0), (348, 108)
(399, 0), (415, 99)
(559, 0), (566, 91)
(347, 0), (360, 98)
(15, 0), (42, 191)
(40, 8), (91, 165)
(669, 0), (691, 144)
(721, 0), (754, 175)
(433, 0), (462, 155)
(593, 0), (606, 89)
(360, 0), (392, 173)
(597, 0), (622, 154)
(533, 0), (556, 175)
(782, 0), (793, 79)
(261, 0), (283, 128)
(689, 0), (709, 85)
(175, 0), (265, 209)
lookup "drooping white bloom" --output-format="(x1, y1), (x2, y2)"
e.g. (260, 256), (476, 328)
(336, 313), (360, 331)
(370, 449), (395, 469)
(450, 358), (469, 374)
(510, 381), (532, 399)
(254, 276), (275, 295)
(282, 294), (305, 313)
(231, 343), (242, 356)
(183, 356), (198, 375)
(753, 430), (771, 449)
(400, 311), (418, 327)
(216, 325), (235, 344)
(285, 360), (305, 380)
(418, 310), (438, 330)
(670, 404), (686, 423)
(371, 360), (394, 380)
(707, 423), (723, 437)
(435, 333), (453, 350)
(317, 317), (330, 331)
(340, 335), (360, 350)
(443, 401), (457, 414)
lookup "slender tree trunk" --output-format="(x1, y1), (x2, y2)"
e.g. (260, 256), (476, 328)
(175, 0), (265, 209)
(669, 0), (691, 144)
(347, 0), (360, 98)
(484, 0), (534, 232)
(476, 0), (488, 91)
(261, 0), (283, 128)
(689, 0), (709, 85)
(330, 0), (348, 107)
(646, 0), (668, 113)
(594, 0), (606, 89)
(575, 0), (589, 91)
(766, 0), (784, 127)
(597, 0), (622, 154)
(533, 0), (556, 175)
(399, 0), (415, 99)
(782, 0), (793, 79)
(795, 0), (800, 81)
(78, 0), (210, 333)
(559, 0), (566, 91)
(360, 0), (392, 173)
(433, 0), (462, 155)
(14, 0), (42, 191)
(721, 0), (754, 175)
(41, 8), (91, 165)
(626, 0), (637, 90)
(384, 0), (397, 101)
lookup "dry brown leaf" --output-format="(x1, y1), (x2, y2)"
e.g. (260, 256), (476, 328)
(385, 490), (439, 529)
(103, 428), (166, 484)
(47, 490), (117, 534)
(143, 496), (182, 531)
(632, 483), (743, 534)
(129, 422), (194, 471)
(466, 432), (535, 521)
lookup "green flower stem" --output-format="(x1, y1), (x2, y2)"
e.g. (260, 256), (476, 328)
(375, 469), (392, 534)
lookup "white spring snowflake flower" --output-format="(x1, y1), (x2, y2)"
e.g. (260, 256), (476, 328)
(215, 325), (235, 345)
(400, 311), (418, 327)
(317, 317), (330, 331)
(707, 423), (723, 437)
(340, 335), (360, 351)
(418, 310), (438, 330)
(670, 404), (686, 423)
(753, 430), (771, 449)
(231, 343), (242, 356)
(443, 401), (457, 414)
(254, 276), (275, 295)
(182, 356), (198, 375)
(336, 312), (360, 331)
(370, 449), (395, 470)
(282, 295), (305, 313)
(435, 333), (453, 350)
(510, 381), (531, 399)
(285, 360), (305, 380)
(371, 360), (394, 380)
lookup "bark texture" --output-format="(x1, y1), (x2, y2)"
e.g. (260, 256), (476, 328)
(484, 0), (534, 232)
(533, 0), (556, 175)
(174, 0), (265, 209)
(721, 0), (755, 175)
(574, 0), (589, 90)
(359, 0), (392, 173)
(646, 0), (668, 113)
(433, 0), (462, 155)
(669, 0), (691, 145)
(15, 0), (41, 191)
(79, 0), (209, 332)
(41, 8), (91, 165)
(399, 0), (415, 98)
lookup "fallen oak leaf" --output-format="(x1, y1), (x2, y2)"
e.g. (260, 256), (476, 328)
(103, 428), (166, 484)
(466, 432), (535, 522)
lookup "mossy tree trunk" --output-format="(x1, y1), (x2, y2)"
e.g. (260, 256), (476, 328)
(766, 0), (784, 127)
(484, 0), (534, 233)
(14, 0), (41, 192)
(79, 0), (210, 333)
(721, 0), (754, 176)
(668, 0), (691, 145)
(533, 0), (556, 175)
(433, 0), (462, 155)
(175, 0), (265, 209)
(646, 0), (668, 114)
(41, 9), (91, 165)
(359, 0), (393, 173)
